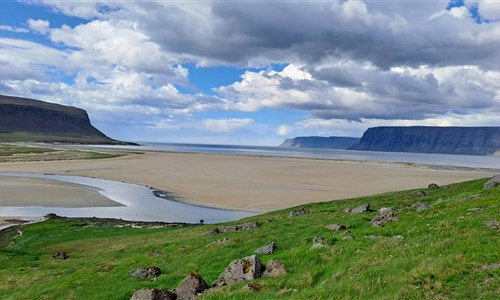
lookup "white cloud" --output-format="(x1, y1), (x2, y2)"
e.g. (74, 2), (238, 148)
(0, 25), (29, 33)
(277, 124), (292, 137)
(27, 19), (50, 34)
(202, 118), (254, 132)
(474, 0), (500, 20)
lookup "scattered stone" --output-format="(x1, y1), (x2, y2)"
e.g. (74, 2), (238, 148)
(325, 224), (348, 231)
(214, 255), (265, 287)
(255, 241), (277, 255)
(342, 208), (352, 213)
(263, 259), (287, 277)
(411, 202), (432, 211)
(52, 252), (69, 260)
(392, 235), (404, 239)
(129, 266), (162, 279)
(351, 203), (370, 215)
(205, 222), (258, 236)
(481, 263), (500, 271)
(414, 191), (427, 197)
(149, 251), (161, 256)
(365, 235), (381, 239)
(130, 288), (176, 300)
(428, 183), (440, 189)
(484, 221), (500, 229)
(341, 231), (354, 240)
(484, 175), (500, 189)
(174, 273), (209, 300)
(468, 207), (485, 212)
(371, 207), (399, 227)
(241, 283), (264, 292)
(208, 237), (231, 247)
(289, 207), (310, 217)
(311, 235), (329, 249)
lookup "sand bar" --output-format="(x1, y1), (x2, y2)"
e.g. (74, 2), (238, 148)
(0, 176), (121, 207)
(0, 151), (496, 212)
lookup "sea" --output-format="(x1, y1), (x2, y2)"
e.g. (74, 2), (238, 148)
(85, 142), (500, 170)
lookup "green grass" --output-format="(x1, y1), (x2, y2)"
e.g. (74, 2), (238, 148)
(0, 144), (56, 156)
(0, 178), (498, 299)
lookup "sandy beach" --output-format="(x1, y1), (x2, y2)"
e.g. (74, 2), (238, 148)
(0, 151), (495, 212)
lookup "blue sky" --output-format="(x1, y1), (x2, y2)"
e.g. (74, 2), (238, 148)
(0, 1), (499, 145)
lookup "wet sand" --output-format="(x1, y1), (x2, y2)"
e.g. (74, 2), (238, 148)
(0, 176), (122, 207)
(0, 151), (495, 212)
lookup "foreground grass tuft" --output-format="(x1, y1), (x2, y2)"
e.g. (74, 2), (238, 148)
(0, 178), (498, 299)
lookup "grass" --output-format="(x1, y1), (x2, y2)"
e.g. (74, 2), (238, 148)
(0, 143), (127, 162)
(0, 178), (498, 299)
(0, 131), (121, 145)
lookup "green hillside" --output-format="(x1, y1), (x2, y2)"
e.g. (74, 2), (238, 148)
(0, 178), (498, 299)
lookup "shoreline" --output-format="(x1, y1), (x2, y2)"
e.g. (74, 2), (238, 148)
(0, 150), (496, 213)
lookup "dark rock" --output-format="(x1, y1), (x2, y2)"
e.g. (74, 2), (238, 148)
(129, 266), (162, 279)
(351, 203), (370, 215)
(371, 207), (399, 227)
(174, 273), (209, 300)
(484, 221), (500, 229)
(289, 207), (310, 217)
(279, 136), (360, 149)
(428, 183), (440, 189)
(130, 288), (177, 300)
(255, 241), (277, 255)
(214, 255), (265, 287)
(263, 260), (287, 277)
(311, 236), (329, 249)
(411, 202), (432, 211)
(484, 175), (500, 189)
(205, 222), (258, 236)
(348, 126), (500, 156)
(325, 224), (348, 231)
(52, 252), (69, 260)
(414, 191), (427, 197)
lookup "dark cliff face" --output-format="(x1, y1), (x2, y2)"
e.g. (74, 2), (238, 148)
(0, 94), (116, 142)
(279, 136), (360, 149)
(349, 126), (500, 156)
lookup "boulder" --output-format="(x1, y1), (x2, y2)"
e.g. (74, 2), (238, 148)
(371, 207), (399, 227)
(255, 241), (277, 255)
(484, 221), (500, 229)
(129, 266), (162, 279)
(325, 224), (347, 231)
(263, 260), (287, 277)
(289, 207), (310, 217)
(52, 252), (69, 260)
(428, 183), (440, 189)
(311, 236), (329, 249)
(411, 202), (432, 211)
(414, 191), (427, 197)
(484, 175), (500, 189)
(351, 203), (370, 215)
(214, 255), (265, 287)
(174, 273), (209, 300)
(130, 288), (176, 300)
(205, 222), (258, 236)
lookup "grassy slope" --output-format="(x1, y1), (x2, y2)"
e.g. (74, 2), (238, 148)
(0, 144), (125, 162)
(0, 178), (498, 299)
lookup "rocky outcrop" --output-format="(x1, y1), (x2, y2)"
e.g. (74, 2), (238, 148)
(0, 94), (131, 144)
(311, 236), (329, 249)
(214, 255), (265, 287)
(289, 207), (310, 217)
(351, 203), (371, 215)
(205, 222), (258, 237)
(174, 273), (209, 300)
(325, 224), (348, 231)
(279, 136), (360, 149)
(484, 175), (500, 189)
(371, 207), (399, 227)
(129, 266), (162, 279)
(349, 126), (500, 155)
(130, 288), (176, 300)
(255, 241), (277, 255)
(262, 260), (287, 277)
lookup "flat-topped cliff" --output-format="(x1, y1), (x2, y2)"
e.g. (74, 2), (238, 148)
(0, 94), (129, 144)
(279, 136), (360, 149)
(349, 126), (500, 156)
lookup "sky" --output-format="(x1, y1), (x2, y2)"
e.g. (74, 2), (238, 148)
(0, 0), (499, 145)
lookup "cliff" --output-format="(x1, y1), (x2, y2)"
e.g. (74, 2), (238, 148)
(279, 136), (360, 149)
(349, 126), (500, 156)
(0, 94), (129, 144)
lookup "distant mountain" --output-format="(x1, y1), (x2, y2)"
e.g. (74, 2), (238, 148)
(0, 94), (133, 144)
(279, 136), (360, 149)
(349, 126), (500, 156)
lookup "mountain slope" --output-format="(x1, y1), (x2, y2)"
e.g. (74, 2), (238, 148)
(349, 126), (500, 156)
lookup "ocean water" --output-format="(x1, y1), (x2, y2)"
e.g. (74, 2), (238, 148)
(88, 142), (500, 170)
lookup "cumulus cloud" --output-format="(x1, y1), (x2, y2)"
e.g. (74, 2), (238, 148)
(27, 19), (50, 34)
(0, 25), (29, 33)
(202, 118), (254, 132)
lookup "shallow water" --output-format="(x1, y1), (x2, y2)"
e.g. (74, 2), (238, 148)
(0, 173), (256, 224)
